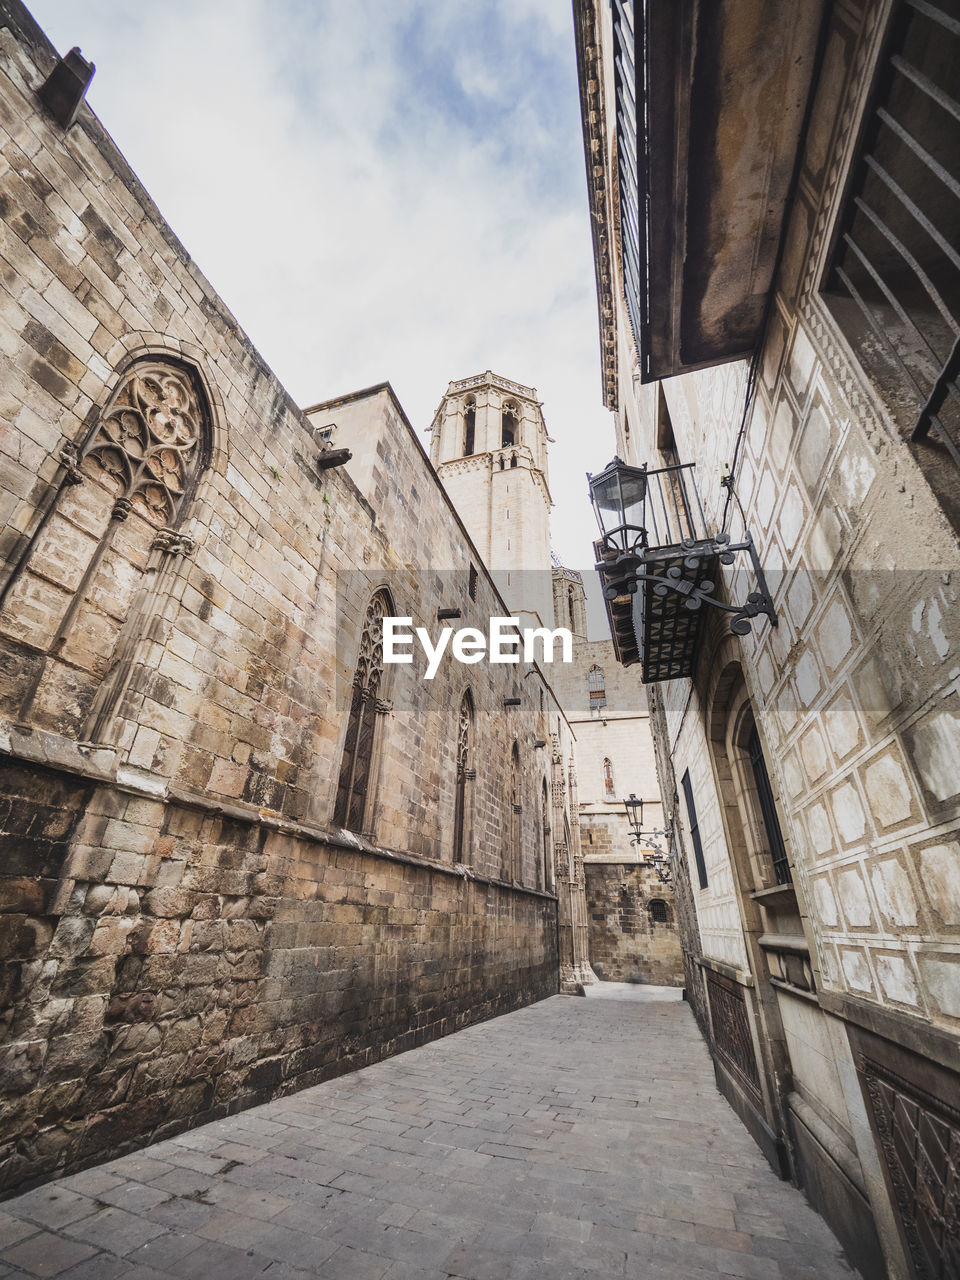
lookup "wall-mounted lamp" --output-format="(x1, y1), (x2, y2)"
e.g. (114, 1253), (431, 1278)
(624, 793), (674, 885)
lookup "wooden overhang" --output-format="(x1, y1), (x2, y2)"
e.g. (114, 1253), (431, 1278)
(639, 0), (826, 381)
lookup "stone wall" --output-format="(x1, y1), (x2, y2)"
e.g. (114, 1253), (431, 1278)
(581, 0), (960, 1272)
(0, 1), (566, 1192)
(584, 861), (683, 985)
(0, 753), (556, 1193)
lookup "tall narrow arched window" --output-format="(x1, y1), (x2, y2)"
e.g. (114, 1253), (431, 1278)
(568, 587), (576, 629)
(602, 757), (615, 800)
(453, 690), (474, 864)
(588, 664), (606, 712)
(463, 396), (476, 456)
(509, 740), (522, 882)
(541, 778), (553, 891)
(0, 358), (210, 737)
(501, 401), (519, 448)
(746, 719), (792, 887)
(334, 589), (392, 833)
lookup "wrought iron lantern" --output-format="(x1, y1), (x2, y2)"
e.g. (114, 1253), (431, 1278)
(624, 792), (674, 885)
(587, 458), (649, 556)
(587, 457), (778, 680)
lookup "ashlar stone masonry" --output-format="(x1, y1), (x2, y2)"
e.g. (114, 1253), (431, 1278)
(0, 1), (586, 1194)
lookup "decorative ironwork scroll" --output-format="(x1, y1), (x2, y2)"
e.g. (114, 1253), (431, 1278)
(859, 1054), (960, 1280)
(706, 969), (762, 1107)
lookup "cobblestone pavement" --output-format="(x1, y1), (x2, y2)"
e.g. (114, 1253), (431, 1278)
(0, 991), (857, 1280)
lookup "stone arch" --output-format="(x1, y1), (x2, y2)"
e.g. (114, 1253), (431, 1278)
(453, 687), (475, 864)
(602, 756), (616, 799)
(707, 658), (792, 895)
(463, 395), (476, 456)
(334, 586), (396, 835)
(0, 354), (213, 738)
(588, 663), (606, 712)
(509, 739), (522, 882)
(541, 776), (553, 891)
(705, 649), (800, 1135)
(501, 400), (519, 448)
(649, 897), (669, 924)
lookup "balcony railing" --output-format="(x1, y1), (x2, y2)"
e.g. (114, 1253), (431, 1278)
(595, 462), (775, 681)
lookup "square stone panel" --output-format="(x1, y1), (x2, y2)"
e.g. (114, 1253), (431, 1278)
(860, 746), (922, 833)
(912, 840), (960, 932)
(829, 780), (868, 847)
(870, 948), (921, 1009)
(904, 694), (960, 808)
(804, 800), (837, 860)
(869, 855), (921, 933)
(836, 864), (875, 929)
(914, 949), (960, 1022)
(839, 945), (875, 996)
(822, 688), (863, 762)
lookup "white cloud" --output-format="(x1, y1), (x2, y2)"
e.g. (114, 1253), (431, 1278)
(26, 0), (616, 589)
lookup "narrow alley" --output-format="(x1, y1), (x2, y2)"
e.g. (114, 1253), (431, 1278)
(0, 989), (855, 1280)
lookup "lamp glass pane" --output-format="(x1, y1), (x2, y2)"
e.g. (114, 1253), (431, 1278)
(591, 468), (625, 537)
(618, 467), (647, 530)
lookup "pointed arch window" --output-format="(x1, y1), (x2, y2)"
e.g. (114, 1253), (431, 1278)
(334, 589), (392, 833)
(0, 358), (209, 736)
(746, 721), (792, 886)
(588, 664), (606, 711)
(453, 689), (474, 864)
(501, 401), (519, 448)
(463, 396), (476, 456)
(509, 740), (522, 882)
(602, 757), (616, 800)
(541, 777), (553, 891)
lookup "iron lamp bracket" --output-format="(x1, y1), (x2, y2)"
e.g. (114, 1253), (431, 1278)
(598, 530), (777, 638)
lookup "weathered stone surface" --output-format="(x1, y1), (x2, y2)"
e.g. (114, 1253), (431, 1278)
(0, 6), (570, 1193)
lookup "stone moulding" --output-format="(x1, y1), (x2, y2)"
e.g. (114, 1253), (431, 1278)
(0, 716), (558, 900)
(447, 371), (538, 401)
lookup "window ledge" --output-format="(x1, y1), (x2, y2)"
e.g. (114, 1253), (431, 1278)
(770, 977), (819, 1005)
(750, 882), (797, 904)
(758, 933), (810, 955)
(695, 954), (754, 987)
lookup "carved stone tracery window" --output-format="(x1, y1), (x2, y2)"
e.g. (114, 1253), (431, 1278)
(0, 357), (209, 737)
(335, 590), (392, 834)
(454, 689), (474, 864)
(81, 363), (204, 527)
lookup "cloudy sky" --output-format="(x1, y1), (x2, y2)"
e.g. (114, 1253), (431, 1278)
(28, 0), (614, 605)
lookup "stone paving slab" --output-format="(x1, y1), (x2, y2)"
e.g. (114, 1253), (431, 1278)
(0, 992), (857, 1278)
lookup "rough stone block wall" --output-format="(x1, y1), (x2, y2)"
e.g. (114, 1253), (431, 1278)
(584, 861), (684, 985)
(0, 3), (565, 1193)
(0, 763), (557, 1192)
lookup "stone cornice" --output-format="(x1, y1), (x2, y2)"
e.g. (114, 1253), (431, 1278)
(573, 0), (619, 411)
(447, 371), (539, 402)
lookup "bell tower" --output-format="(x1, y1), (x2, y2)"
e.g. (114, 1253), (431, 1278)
(429, 372), (554, 628)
